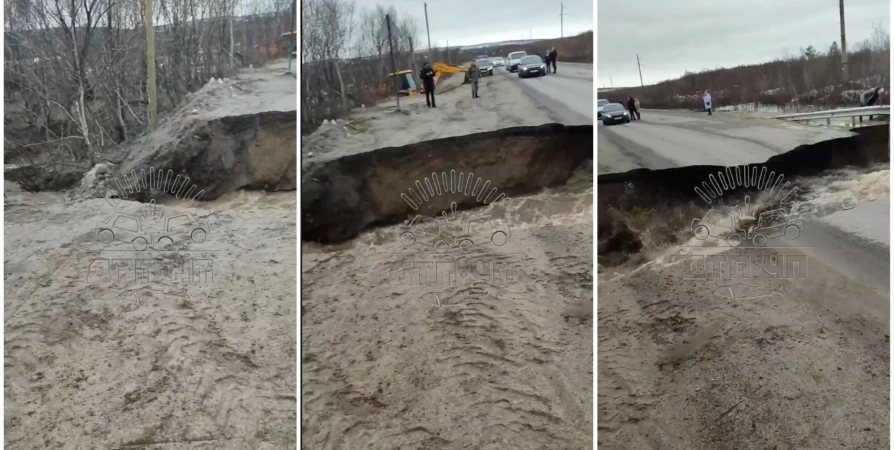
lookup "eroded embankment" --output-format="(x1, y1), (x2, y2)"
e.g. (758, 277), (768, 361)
(598, 124), (889, 267)
(118, 110), (297, 201)
(301, 124), (594, 243)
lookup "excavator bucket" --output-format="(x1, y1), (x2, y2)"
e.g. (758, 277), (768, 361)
(429, 62), (470, 85)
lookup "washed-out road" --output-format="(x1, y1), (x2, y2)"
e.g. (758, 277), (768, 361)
(597, 110), (890, 449)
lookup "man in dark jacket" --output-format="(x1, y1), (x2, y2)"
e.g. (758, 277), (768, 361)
(543, 51), (553, 74)
(549, 48), (558, 73)
(420, 63), (436, 108)
(860, 87), (883, 106)
(860, 87), (885, 120)
(626, 97), (638, 121)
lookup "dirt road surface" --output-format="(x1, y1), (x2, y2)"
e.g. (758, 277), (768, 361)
(597, 112), (890, 448)
(4, 188), (297, 449)
(301, 72), (555, 170)
(301, 63), (594, 448)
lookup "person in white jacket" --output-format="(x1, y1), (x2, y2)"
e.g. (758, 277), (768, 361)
(634, 98), (641, 119)
(703, 90), (713, 115)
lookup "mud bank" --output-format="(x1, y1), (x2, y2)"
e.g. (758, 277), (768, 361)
(598, 125), (889, 266)
(302, 124), (593, 243)
(118, 111), (297, 201)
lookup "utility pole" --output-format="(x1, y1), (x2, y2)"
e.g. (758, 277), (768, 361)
(386, 14), (399, 109)
(530, 28), (532, 40)
(839, 0), (848, 81)
(409, 37), (418, 91)
(141, 0), (157, 128)
(636, 53), (645, 98)
(446, 41), (451, 64)
(610, 76), (613, 88)
(424, 3), (432, 61)
(560, 2), (567, 39)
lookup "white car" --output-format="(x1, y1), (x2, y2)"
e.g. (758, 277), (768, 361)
(491, 57), (505, 67)
(597, 99), (609, 118)
(506, 51), (527, 72)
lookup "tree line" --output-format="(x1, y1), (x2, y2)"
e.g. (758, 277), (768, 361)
(606, 23), (890, 112)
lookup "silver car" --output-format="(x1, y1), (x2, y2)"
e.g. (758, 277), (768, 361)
(476, 58), (494, 77)
(506, 51), (527, 72)
(491, 57), (505, 67)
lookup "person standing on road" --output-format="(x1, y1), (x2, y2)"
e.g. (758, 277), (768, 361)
(703, 90), (713, 115)
(420, 63), (437, 108)
(626, 97), (638, 121)
(860, 87), (885, 120)
(549, 48), (558, 73)
(543, 50), (552, 74)
(468, 61), (480, 98)
(634, 97), (642, 119)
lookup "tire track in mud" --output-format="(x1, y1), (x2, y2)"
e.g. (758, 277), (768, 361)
(301, 216), (592, 449)
(5, 198), (296, 449)
(598, 249), (890, 449)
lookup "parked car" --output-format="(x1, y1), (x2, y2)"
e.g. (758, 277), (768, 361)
(475, 58), (494, 77)
(506, 51), (527, 72)
(600, 103), (630, 125)
(491, 57), (505, 67)
(517, 55), (546, 78)
(597, 99), (610, 118)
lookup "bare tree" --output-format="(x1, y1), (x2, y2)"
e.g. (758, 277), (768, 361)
(5, 0), (293, 170)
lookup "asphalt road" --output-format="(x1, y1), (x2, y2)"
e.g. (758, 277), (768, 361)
(495, 62), (593, 125)
(597, 109), (855, 174)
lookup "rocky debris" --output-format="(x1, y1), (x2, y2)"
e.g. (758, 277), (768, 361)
(6, 163), (85, 193)
(301, 123), (593, 243)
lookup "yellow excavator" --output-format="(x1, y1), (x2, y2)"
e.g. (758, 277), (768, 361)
(387, 62), (468, 96)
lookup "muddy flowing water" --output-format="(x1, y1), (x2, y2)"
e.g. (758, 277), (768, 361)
(599, 163), (890, 272)
(4, 187), (297, 449)
(301, 168), (593, 449)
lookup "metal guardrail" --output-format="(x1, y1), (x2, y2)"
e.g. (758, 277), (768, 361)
(776, 105), (890, 126)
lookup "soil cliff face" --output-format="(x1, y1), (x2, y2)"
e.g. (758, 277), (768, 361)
(117, 111), (297, 201)
(301, 124), (594, 243)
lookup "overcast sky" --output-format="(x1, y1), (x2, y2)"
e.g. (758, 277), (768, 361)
(598, 0), (890, 88)
(354, 0), (594, 48)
